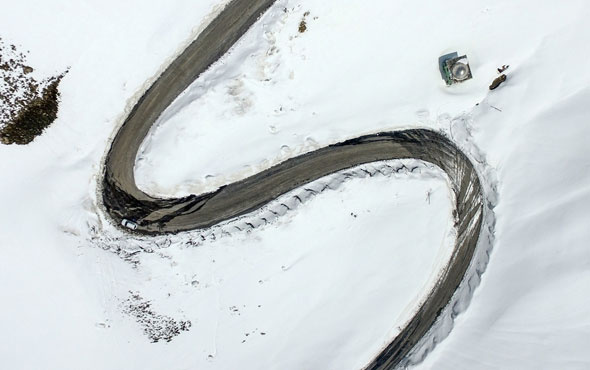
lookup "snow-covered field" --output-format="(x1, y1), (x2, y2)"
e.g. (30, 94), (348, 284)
(1, 0), (590, 369)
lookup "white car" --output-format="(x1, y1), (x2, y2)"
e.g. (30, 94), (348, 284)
(121, 218), (138, 230)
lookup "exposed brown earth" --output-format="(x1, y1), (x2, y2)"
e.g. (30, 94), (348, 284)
(0, 38), (66, 145)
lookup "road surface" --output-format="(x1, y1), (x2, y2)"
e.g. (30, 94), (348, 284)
(101, 0), (485, 368)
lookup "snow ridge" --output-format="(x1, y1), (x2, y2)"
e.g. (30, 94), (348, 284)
(91, 158), (445, 258)
(402, 111), (498, 369)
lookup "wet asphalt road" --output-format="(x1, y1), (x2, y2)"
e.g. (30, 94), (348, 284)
(101, 0), (485, 368)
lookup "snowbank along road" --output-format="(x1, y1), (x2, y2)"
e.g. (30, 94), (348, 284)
(101, 0), (485, 368)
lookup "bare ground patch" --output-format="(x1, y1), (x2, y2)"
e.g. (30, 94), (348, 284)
(122, 291), (192, 343)
(0, 38), (67, 145)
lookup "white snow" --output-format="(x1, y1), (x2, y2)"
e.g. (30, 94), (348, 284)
(1, 0), (590, 369)
(413, 25), (590, 369)
(119, 172), (455, 370)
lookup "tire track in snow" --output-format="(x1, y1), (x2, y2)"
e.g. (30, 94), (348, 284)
(100, 0), (489, 368)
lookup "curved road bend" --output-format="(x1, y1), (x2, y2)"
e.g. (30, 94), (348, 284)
(102, 0), (485, 368)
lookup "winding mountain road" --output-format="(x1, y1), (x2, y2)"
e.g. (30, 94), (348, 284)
(101, 0), (485, 368)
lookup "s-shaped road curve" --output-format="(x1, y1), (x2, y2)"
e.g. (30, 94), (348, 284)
(102, 0), (485, 368)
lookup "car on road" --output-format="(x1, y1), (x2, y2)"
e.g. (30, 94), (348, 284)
(121, 218), (138, 230)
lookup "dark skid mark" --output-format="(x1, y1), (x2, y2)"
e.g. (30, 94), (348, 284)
(101, 0), (486, 368)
